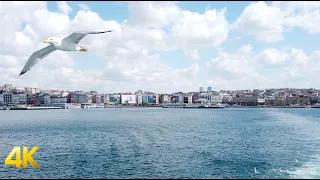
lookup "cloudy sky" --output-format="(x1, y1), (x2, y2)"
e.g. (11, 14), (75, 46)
(1, 1), (320, 93)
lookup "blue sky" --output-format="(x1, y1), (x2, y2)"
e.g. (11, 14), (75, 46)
(46, 1), (320, 70)
(2, 1), (320, 92)
(52, 1), (238, 72)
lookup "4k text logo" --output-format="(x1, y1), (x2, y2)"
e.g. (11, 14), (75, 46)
(4, 146), (40, 168)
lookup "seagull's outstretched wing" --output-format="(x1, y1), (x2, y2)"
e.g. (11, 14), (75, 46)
(62, 30), (113, 44)
(19, 45), (56, 76)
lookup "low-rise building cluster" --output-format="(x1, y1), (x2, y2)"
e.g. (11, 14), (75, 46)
(1, 84), (320, 107)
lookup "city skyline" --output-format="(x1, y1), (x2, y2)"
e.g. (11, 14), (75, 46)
(1, 83), (319, 95)
(1, 1), (320, 93)
(1, 83), (319, 108)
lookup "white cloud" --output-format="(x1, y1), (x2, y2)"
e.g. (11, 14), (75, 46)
(1, 1), (319, 93)
(231, 1), (320, 42)
(207, 44), (256, 78)
(170, 8), (229, 49)
(230, 1), (285, 43)
(1, 1), (219, 93)
(254, 48), (289, 66)
(184, 49), (200, 60)
(128, 1), (181, 28)
(77, 3), (90, 11)
(206, 45), (320, 90)
(57, 1), (72, 15)
(127, 1), (229, 50)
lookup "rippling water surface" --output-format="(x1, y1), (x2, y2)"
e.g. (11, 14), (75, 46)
(0, 108), (319, 178)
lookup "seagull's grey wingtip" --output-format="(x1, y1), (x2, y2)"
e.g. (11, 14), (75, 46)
(19, 71), (25, 76)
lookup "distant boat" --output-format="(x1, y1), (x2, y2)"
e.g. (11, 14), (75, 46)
(163, 103), (225, 109)
(311, 105), (320, 108)
(163, 104), (185, 108)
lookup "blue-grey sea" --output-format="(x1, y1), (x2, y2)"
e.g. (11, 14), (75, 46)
(0, 108), (319, 179)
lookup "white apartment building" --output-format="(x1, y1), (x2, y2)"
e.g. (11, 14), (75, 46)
(155, 94), (159, 104)
(162, 94), (170, 104)
(178, 93), (184, 104)
(199, 92), (223, 104)
(210, 94), (222, 104)
(136, 93), (143, 104)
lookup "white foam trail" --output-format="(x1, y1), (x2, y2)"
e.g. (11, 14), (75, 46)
(288, 155), (320, 179)
(254, 167), (259, 174)
(279, 168), (284, 172)
(265, 109), (320, 178)
(265, 110), (320, 139)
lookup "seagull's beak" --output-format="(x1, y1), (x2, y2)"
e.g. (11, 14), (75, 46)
(44, 40), (49, 43)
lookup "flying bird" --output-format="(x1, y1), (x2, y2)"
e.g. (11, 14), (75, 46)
(19, 30), (113, 76)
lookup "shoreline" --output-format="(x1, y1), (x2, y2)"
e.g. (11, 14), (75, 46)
(1, 105), (319, 110)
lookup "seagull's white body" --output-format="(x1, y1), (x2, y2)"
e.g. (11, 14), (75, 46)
(19, 30), (113, 76)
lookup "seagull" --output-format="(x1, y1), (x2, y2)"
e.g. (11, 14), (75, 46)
(19, 30), (113, 76)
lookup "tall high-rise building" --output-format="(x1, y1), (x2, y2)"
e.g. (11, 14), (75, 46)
(199, 87), (204, 92)
(207, 87), (212, 92)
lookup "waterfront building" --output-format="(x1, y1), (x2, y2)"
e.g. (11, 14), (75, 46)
(67, 93), (75, 103)
(12, 94), (20, 104)
(87, 95), (93, 104)
(40, 94), (51, 105)
(184, 93), (193, 104)
(27, 94), (36, 105)
(142, 95), (148, 104)
(171, 92), (184, 104)
(171, 95), (179, 103)
(104, 94), (110, 104)
(137, 94), (143, 105)
(92, 94), (102, 104)
(50, 95), (67, 104)
(3, 93), (12, 104)
(161, 94), (170, 104)
(199, 92), (208, 101)
(192, 92), (199, 103)
(101, 95), (104, 103)
(257, 98), (266, 105)
(32, 88), (40, 94)
(210, 93), (223, 104)
(184, 96), (188, 104)
(25, 87), (32, 94)
(60, 97), (67, 103)
(264, 95), (276, 100)
(121, 94), (137, 105)
(19, 93), (27, 104)
(136, 92), (143, 105)
(147, 95), (153, 103)
(207, 87), (212, 92)
(154, 94), (160, 104)
(67, 91), (88, 104)
(25, 87), (40, 94)
(108, 94), (120, 105)
(199, 86), (204, 92)
(50, 96), (61, 104)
